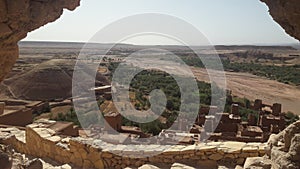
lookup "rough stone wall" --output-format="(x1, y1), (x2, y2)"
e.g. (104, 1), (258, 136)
(0, 124), (267, 169)
(266, 121), (300, 169)
(0, 0), (80, 82)
(243, 120), (300, 169)
(261, 0), (300, 41)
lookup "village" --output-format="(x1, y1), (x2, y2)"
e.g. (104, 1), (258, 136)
(0, 83), (289, 146)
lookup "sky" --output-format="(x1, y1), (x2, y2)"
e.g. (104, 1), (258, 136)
(23, 0), (299, 45)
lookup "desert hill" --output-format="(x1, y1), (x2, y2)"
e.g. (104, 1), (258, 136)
(3, 59), (109, 101)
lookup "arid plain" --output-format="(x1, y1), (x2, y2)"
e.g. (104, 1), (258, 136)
(1, 42), (299, 115)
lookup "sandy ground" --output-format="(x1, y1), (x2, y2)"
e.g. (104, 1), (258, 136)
(192, 67), (300, 114)
(128, 58), (300, 114)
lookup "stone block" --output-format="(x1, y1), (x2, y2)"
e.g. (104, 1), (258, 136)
(83, 160), (93, 169)
(242, 146), (258, 153)
(0, 102), (5, 115)
(243, 157), (272, 169)
(208, 153), (223, 161)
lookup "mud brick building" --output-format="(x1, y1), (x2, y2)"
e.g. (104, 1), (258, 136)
(194, 99), (286, 143)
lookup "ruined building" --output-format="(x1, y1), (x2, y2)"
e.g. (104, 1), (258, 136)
(195, 100), (286, 143)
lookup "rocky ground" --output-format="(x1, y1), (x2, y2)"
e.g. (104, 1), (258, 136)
(244, 120), (300, 169)
(0, 144), (72, 169)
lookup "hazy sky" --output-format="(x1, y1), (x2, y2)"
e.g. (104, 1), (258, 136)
(23, 0), (299, 45)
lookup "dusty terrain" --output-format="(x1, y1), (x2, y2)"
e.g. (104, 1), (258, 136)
(192, 67), (300, 114)
(129, 55), (300, 114)
(1, 42), (299, 114)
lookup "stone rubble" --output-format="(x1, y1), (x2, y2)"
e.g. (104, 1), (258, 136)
(243, 120), (300, 169)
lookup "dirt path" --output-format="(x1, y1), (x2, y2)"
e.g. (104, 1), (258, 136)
(192, 67), (300, 114)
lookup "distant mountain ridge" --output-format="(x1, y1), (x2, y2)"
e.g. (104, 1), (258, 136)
(19, 41), (298, 51)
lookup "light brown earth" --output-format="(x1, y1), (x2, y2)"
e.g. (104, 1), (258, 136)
(129, 57), (300, 115)
(192, 67), (300, 114)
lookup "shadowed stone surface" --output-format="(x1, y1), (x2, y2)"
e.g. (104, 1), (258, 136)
(261, 0), (300, 41)
(25, 158), (43, 169)
(0, 151), (11, 169)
